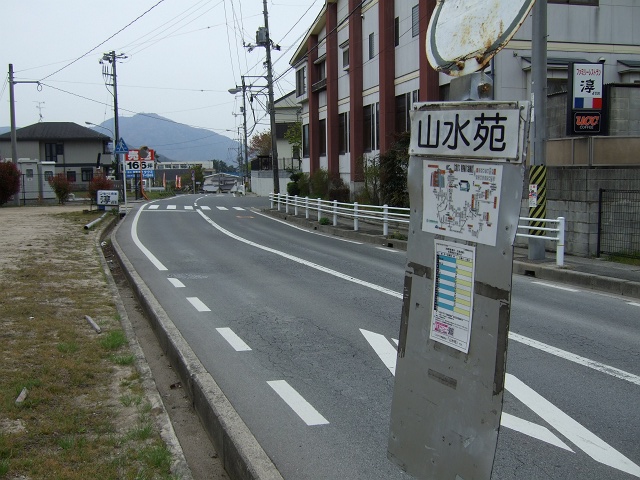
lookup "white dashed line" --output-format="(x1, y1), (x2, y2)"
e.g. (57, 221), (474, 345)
(267, 380), (329, 426)
(186, 297), (210, 312)
(216, 328), (251, 351)
(167, 278), (185, 288)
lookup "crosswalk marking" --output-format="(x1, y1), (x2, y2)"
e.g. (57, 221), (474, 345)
(167, 205), (177, 210)
(148, 205), (159, 210)
(267, 380), (329, 426)
(233, 207), (245, 211)
(184, 205), (194, 210)
(201, 206), (211, 210)
(216, 206), (229, 211)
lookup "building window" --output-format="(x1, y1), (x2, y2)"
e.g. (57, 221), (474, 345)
(302, 123), (310, 158)
(395, 90), (420, 133)
(296, 67), (307, 97)
(549, 0), (597, 4)
(81, 168), (93, 182)
(319, 119), (327, 156)
(67, 171), (76, 182)
(412, 5), (419, 38)
(45, 143), (63, 162)
(338, 112), (349, 154)
(368, 33), (375, 60)
(342, 47), (350, 70)
(363, 103), (380, 152)
(394, 17), (400, 47)
(317, 60), (326, 81)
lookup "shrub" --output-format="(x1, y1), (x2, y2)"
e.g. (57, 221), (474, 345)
(0, 161), (21, 206)
(286, 181), (300, 196)
(328, 174), (350, 203)
(296, 173), (310, 197)
(48, 174), (72, 204)
(87, 176), (114, 203)
(309, 168), (330, 199)
(379, 131), (410, 208)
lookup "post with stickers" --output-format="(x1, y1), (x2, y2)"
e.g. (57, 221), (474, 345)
(388, 101), (531, 480)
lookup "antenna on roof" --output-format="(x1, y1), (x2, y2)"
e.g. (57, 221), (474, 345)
(34, 101), (45, 122)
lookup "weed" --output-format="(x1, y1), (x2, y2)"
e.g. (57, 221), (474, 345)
(140, 445), (172, 470)
(0, 458), (8, 476)
(319, 217), (330, 225)
(57, 341), (80, 354)
(111, 354), (135, 365)
(388, 231), (408, 241)
(128, 422), (154, 441)
(100, 330), (127, 351)
(120, 394), (143, 408)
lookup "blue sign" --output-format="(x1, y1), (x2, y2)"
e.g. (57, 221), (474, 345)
(126, 170), (155, 179)
(114, 138), (129, 154)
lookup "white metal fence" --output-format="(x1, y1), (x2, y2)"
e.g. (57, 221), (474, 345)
(269, 193), (565, 266)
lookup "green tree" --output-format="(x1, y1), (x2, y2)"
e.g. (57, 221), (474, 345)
(249, 130), (272, 158)
(284, 122), (302, 159)
(48, 174), (72, 204)
(0, 161), (21, 206)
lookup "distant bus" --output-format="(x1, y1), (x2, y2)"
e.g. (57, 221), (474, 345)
(202, 173), (239, 193)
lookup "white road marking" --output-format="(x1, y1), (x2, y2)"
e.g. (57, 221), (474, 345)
(506, 373), (640, 478)
(267, 380), (329, 426)
(233, 207), (245, 210)
(532, 281), (579, 292)
(251, 210), (363, 244)
(629, 302), (640, 307)
(167, 205), (177, 210)
(197, 211), (400, 298)
(216, 206), (229, 211)
(216, 328), (251, 351)
(201, 206), (211, 210)
(186, 297), (210, 312)
(185, 205), (194, 210)
(509, 332), (640, 387)
(360, 329), (397, 375)
(167, 278), (185, 288)
(376, 247), (402, 253)
(131, 205), (168, 271)
(500, 412), (573, 452)
(148, 204), (159, 210)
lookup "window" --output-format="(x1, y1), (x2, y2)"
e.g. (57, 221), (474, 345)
(342, 47), (350, 70)
(412, 5), (419, 38)
(319, 119), (327, 156)
(395, 90), (420, 133)
(549, 0), (597, 4)
(296, 67), (307, 97)
(45, 143), (63, 162)
(394, 17), (400, 47)
(302, 123), (310, 158)
(26, 168), (34, 179)
(363, 103), (380, 152)
(317, 60), (326, 81)
(66, 171), (76, 182)
(338, 112), (349, 154)
(368, 33), (375, 60)
(81, 168), (93, 182)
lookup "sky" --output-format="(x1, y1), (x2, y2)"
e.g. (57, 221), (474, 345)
(1, 0), (322, 142)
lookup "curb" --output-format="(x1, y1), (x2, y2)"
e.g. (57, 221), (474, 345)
(110, 221), (284, 480)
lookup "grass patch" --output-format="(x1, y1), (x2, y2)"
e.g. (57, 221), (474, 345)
(0, 208), (174, 479)
(319, 217), (330, 225)
(605, 254), (640, 266)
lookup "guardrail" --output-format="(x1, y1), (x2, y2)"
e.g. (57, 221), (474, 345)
(269, 193), (410, 236)
(516, 216), (565, 267)
(269, 194), (565, 266)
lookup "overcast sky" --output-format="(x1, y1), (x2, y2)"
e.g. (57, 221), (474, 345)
(1, 0), (321, 142)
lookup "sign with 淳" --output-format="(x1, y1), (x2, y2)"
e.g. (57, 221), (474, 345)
(567, 62), (606, 136)
(125, 149), (155, 179)
(97, 189), (119, 206)
(409, 102), (529, 162)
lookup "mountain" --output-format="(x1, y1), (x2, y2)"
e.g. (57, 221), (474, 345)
(95, 113), (240, 164)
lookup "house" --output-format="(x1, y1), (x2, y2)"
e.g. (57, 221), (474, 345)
(288, 0), (640, 256)
(0, 122), (112, 188)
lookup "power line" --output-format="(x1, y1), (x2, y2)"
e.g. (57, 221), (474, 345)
(38, 0), (166, 82)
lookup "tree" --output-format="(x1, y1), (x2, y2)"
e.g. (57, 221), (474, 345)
(249, 130), (272, 158)
(0, 162), (21, 206)
(284, 122), (302, 160)
(87, 175), (113, 204)
(48, 174), (72, 204)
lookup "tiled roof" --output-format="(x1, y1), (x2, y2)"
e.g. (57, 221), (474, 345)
(0, 122), (111, 141)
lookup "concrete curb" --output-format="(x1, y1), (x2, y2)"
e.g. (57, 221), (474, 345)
(97, 217), (193, 480)
(110, 221), (284, 480)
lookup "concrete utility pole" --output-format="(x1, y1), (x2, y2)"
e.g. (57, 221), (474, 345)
(530, 0), (548, 260)
(262, 0), (280, 193)
(101, 51), (126, 179)
(241, 76), (249, 179)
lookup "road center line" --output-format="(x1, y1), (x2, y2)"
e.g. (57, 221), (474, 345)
(267, 380), (329, 426)
(197, 211), (400, 298)
(509, 332), (640, 386)
(216, 328), (251, 351)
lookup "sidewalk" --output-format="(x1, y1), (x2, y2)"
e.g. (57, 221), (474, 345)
(262, 206), (640, 300)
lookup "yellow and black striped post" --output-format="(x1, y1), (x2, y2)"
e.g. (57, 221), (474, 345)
(528, 165), (547, 235)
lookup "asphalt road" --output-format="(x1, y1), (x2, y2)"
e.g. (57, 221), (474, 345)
(115, 193), (640, 480)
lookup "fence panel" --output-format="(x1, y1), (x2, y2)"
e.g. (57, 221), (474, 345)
(598, 189), (640, 258)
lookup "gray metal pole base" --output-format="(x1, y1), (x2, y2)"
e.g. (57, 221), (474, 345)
(528, 237), (546, 260)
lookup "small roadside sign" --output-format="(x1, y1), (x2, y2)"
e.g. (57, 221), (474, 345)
(114, 138), (129, 154)
(97, 189), (119, 206)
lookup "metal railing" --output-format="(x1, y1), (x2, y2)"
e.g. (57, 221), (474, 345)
(269, 194), (565, 266)
(516, 217), (565, 267)
(269, 193), (410, 236)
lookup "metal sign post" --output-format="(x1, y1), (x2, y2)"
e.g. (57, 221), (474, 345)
(388, 101), (531, 480)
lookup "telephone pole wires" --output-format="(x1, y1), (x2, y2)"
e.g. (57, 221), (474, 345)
(101, 51), (126, 179)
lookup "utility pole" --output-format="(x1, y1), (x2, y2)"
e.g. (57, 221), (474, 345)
(241, 76), (249, 180)
(262, 0), (280, 193)
(101, 51), (126, 179)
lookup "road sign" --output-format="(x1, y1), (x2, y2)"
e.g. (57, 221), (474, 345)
(426, 0), (536, 76)
(96, 189), (119, 206)
(125, 149), (155, 179)
(114, 138), (129, 154)
(388, 101), (531, 480)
